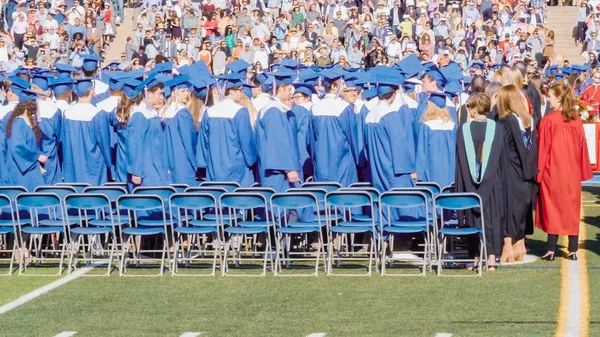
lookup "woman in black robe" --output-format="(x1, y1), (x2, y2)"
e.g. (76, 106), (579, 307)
(496, 85), (539, 263)
(456, 93), (506, 271)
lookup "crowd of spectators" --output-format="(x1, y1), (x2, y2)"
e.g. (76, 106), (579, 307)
(0, 0), (117, 71)
(121, 0), (559, 75)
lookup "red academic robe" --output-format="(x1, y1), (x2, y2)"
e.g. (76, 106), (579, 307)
(536, 111), (594, 235)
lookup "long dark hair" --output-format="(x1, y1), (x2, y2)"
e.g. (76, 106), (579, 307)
(117, 94), (143, 126)
(6, 101), (41, 143)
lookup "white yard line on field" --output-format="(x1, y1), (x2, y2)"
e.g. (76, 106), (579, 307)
(306, 333), (326, 337)
(0, 266), (94, 315)
(434, 333), (453, 337)
(179, 333), (203, 337)
(53, 332), (77, 337)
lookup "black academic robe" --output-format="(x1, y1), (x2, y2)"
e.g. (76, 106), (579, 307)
(456, 120), (505, 257)
(499, 115), (538, 239)
(523, 85), (542, 128)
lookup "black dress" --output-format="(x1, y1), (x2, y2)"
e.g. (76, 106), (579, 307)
(456, 119), (506, 257)
(499, 115), (538, 239)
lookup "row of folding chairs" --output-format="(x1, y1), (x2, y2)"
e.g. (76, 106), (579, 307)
(0, 181), (486, 277)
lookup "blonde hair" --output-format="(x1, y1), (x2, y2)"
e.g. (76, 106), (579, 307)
(422, 101), (451, 123)
(491, 70), (505, 85)
(497, 84), (531, 129)
(504, 68), (524, 89)
(239, 94), (258, 129)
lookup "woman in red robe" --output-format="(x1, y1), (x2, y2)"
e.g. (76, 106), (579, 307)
(536, 82), (594, 261)
(581, 70), (600, 113)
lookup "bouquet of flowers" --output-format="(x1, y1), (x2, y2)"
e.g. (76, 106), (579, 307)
(576, 96), (599, 123)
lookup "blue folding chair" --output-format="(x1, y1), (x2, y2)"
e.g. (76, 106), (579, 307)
(103, 182), (128, 188)
(220, 192), (272, 276)
(0, 186), (29, 228)
(324, 191), (376, 276)
(271, 192), (325, 276)
(435, 193), (486, 277)
(441, 183), (456, 194)
(117, 195), (169, 277)
(339, 187), (380, 223)
(34, 186), (80, 226)
(16, 193), (69, 276)
(83, 186), (130, 235)
(302, 181), (341, 192)
(185, 187), (235, 222)
(55, 182), (91, 193)
(199, 181), (241, 192)
(169, 193), (222, 276)
(379, 191), (430, 276)
(133, 186), (177, 240)
(65, 194), (118, 276)
(170, 184), (189, 193)
(233, 187), (276, 224)
(349, 182), (372, 188)
(0, 195), (17, 276)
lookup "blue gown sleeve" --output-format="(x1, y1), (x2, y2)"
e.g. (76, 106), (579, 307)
(39, 110), (61, 157)
(260, 108), (300, 172)
(196, 112), (208, 169)
(234, 107), (257, 168)
(10, 120), (40, 174)
(338, 104), (361, 165)
(126, 113), (148, 178)
(384, 107), (416, 175)
(176, 108), (198, 171)
(357, 104), (369, 168)
(93, 111), (113, 177)
(415, 123), (430, 182)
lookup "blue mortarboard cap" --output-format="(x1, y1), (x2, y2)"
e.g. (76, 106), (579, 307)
(444, 81), (461, 97)
(125, 68), (145, 81)
(104, 61), (121, 71)
(572, 64), (587, 73)
(279, 59), (301, 70)
(544, 65), (559, 76)
(189, 76), (214, 98)
(48, 77), (74, 96)
(293, 83), (314, 97)
(555, 73), (565, 80)
(320, 69), (344, 87)
(122, 78), (142, 98)
(81, 54), (104, 71)
(31, 73), (53, 91)
(150, 61), (174, 75)
(428, 91), (449, 108)
(55, 63), (78, 78)
(216, 73), (245, 89)
(441, 62), (464, 82)
(168, 75), (192, 90)
(362, 88), (377, 100)
(225, 60), (251, 75)
(562, 66), (574, 75)
(255, 73), (273, 90)
(403, 82), (416, 94)
(8, 76), (30, 93)
(16, 89), (40, 101)
(422, 65), (447, 88)
(270, 70), (297, 85)
(470, 61), (485, 70)
(395, 54), (424, 79)
(74, 78), (94, 96)
(374, 74), (404, 96)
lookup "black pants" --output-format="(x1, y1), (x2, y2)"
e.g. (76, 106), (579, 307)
(547, 234), (578, 253)
(13, 33), (24, 50)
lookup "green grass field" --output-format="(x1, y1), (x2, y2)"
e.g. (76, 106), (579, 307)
(2, 188), (599, 337)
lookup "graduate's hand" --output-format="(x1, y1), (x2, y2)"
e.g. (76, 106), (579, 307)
(131, 175), (142, 185)
(410, 173), (417, 182)
(38, 155), (48, 164)
(286, 171), (301, 183)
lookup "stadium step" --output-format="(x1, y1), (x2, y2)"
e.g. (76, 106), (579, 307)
(102, 8), (135, 66)
(546, 6), (585, 63)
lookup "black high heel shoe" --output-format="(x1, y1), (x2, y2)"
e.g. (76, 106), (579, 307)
(567, 253), (578, 261)
(542, 253), (555, 261)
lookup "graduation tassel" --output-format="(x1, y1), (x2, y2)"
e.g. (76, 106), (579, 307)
(271, 77), (276, 98)
(204, 85), (210, 105)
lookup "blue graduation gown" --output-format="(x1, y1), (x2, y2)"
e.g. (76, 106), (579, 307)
(310, 94), (360, 187)
(164, 103), (198, 186)
(197, 99), (257, 187)
(5, 117), (44, 191)
(96, 95), (120, 175)
(415, 119), (457, 188)
(365, 101), (420, 219)
(354, 99), (370, 181)
(61, 103), (111, 186)
(126, 105), (170, 190)
(256, 99), (301, 192)
(108, 110), (128, 183)
(291, 102), (312, 179)
(0, 101), (18, 185)
(38, 100), (62, 185)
